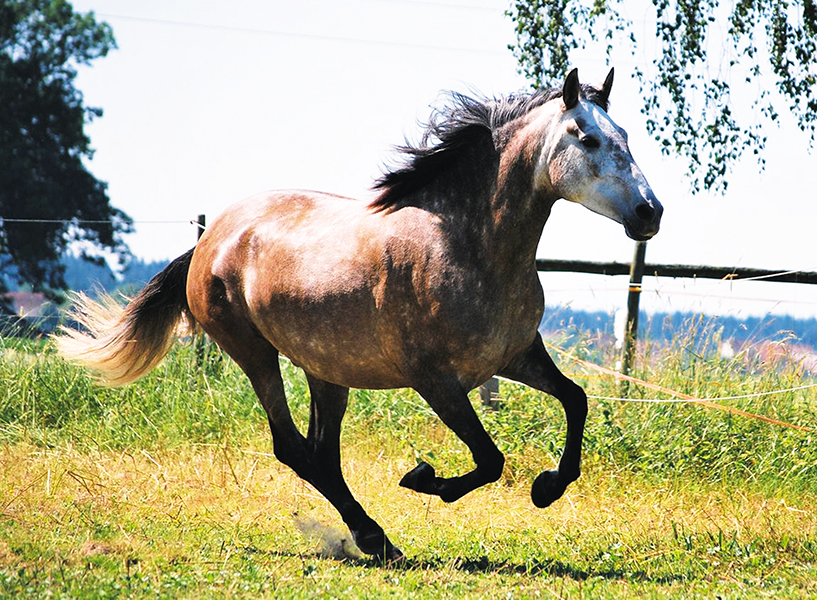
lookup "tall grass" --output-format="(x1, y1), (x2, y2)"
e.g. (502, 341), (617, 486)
(1, 316), (814, 493)
(1, 319), (816, 598)
(0, 337), (262, 450)
(555, 314), (817, 492)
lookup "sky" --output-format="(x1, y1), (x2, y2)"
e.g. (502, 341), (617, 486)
(67, 0), (816, 320)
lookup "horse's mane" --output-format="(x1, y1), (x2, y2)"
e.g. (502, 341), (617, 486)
(370, 83), (610, 212)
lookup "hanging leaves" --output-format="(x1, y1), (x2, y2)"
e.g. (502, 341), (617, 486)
(507, 0), (817, 193)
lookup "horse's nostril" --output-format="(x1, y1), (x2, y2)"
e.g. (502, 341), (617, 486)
(635, 203), (654, 221)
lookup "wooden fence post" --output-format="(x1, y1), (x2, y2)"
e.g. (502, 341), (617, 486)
(621, 241), (647, 395)
(196, 214), (206, 242)
(194, 214), (216, 370)
(479, 377), (500, 410)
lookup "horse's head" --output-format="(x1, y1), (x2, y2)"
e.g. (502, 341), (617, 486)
(536, 68), (663, 241)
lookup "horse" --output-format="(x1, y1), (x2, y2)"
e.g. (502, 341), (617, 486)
(55, 68), (662, 561)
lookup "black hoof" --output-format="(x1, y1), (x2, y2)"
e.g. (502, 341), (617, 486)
(353, 529), (404, 563)
(399, 461), (437, 495)
(531, 469), (569, 508)
(382, 543), (405, 565)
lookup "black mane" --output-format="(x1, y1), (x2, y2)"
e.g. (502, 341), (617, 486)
(370, 83), (610, 212)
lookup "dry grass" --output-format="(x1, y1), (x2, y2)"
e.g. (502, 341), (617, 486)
(2, 440), (815, 598)
(2, 332), (816, 597)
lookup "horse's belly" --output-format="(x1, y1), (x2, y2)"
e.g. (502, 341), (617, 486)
(283, 348), (409, 390)
(259, 296), (538, 392)
(268, 319), (411, 389)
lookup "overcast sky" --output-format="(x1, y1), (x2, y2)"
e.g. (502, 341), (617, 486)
(68, 0), (816, 319)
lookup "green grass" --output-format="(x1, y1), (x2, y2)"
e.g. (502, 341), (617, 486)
(1, 321), (816, 598)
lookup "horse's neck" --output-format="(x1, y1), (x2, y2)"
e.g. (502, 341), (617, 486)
(406, 110), (555, 270)
(491, 191), (552, 267)
(488, 137), (555, 267)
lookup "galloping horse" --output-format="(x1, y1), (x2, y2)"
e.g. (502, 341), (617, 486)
(56, 68), (662, 561)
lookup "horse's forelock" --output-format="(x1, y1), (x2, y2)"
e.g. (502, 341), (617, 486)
(578, 83), (610, 113)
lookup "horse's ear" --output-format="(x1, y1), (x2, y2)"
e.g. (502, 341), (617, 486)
(562, 68), (580, 110)
(600, 67), (614, 107)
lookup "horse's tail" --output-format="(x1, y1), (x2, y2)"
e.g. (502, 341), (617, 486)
(54, 248), (197, 386)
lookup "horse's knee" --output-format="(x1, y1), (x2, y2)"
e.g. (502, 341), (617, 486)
(556, 379), (587, 423)
(571, 391), (588, 422)
(562, 378), (587, 405)
(571, 382), (588, 412)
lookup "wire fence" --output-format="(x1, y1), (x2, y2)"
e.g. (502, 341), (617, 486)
(3, 216), (816, 334)
(3, 216), (816, 433)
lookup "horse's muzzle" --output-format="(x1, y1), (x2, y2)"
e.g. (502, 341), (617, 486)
(624, 199), (663, 241)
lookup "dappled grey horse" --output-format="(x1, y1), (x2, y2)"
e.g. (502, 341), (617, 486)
(56, 68), (662, 560)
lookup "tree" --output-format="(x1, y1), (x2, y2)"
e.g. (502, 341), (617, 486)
(507, 0), (817, 193)
(0, 0), (131, 308)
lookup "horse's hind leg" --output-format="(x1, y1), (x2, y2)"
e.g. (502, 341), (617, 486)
(198, 316), (400, 560)
(302, 375), (403, 560)
(399, 376), (505, 502)
(204, 325), (311, 481)
(498, 335), (588, 508)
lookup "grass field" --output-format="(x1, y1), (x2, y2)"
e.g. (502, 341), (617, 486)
(1, 321), (816, 598)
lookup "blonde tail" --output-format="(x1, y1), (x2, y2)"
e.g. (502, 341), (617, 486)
(53, 248), (196, 386)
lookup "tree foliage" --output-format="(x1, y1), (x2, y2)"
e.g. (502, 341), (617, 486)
(507, 0), (817, 193)
(0, 0), (131, 303)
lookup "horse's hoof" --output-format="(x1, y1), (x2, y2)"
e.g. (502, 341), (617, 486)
(531, 469), (568, 508)
(369, 539), (404, 565)
(382, 543), (405, 565)
(353, 529), (403, 562)
(399, 461), (436, 494)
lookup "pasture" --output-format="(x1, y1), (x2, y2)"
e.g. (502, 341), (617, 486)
(1, 322), (816, 598)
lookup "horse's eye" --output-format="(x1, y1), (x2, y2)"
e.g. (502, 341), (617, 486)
(580, 135), (600, 149)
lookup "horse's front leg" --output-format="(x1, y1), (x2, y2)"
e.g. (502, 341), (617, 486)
(498, 335), (588, 508)
(400, 377), (505, 503)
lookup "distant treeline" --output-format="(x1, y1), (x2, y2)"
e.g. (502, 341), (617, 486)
(541, 305), (817, 351)
(1, 254), (170, 298)
(60, 254), (169, 295)
(1, 255), (169, 333)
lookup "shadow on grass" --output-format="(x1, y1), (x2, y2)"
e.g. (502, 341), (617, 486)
(390, 555), (668, 583)
(233, 543), (686, 585)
